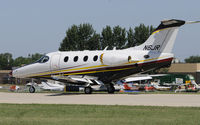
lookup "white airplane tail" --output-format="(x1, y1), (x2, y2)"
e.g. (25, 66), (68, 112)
(128, 19), (199, 53)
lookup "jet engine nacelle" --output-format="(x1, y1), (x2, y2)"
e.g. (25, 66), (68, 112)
(100, 53), (131, 65)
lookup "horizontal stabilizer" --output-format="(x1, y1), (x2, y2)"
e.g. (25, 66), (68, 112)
(185, 21), (200, 24)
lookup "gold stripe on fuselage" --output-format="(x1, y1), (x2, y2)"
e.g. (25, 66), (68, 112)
(41, 66), (133, 78)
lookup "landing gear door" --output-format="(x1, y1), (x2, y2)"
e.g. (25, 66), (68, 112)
(50, 54), (61, 71)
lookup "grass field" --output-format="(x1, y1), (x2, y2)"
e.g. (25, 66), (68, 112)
(0, 104), (200, 125)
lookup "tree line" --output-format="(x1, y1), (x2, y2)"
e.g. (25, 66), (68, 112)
(0, 53), (43, 70)
(184, 56), (200, 63)
(59, 23), (155, 51)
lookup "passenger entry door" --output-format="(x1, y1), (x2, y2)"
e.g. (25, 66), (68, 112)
(50, 54), (61, 71)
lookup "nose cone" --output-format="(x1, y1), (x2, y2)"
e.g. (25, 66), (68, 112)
(11, 63), (38, 78)
(12, 68), (23, 78)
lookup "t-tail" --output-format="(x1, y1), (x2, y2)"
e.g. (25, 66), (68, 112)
(128, 19), (200, 53)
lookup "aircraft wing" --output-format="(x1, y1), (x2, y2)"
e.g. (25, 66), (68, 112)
(39, 82), (64, 91)
(49, 75), (101, 86)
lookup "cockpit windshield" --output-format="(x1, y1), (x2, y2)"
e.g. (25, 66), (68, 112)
(36, 56), (49, 63)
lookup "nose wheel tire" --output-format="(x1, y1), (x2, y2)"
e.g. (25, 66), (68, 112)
(84, 87), (92, 94)
(29, 86), (35, 93)
(107, 85), (115, 94)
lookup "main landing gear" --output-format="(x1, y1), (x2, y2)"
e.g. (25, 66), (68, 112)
(84, 86), (92, 94)
(83, 83), (115, 94)
(107, 84), (115, 94)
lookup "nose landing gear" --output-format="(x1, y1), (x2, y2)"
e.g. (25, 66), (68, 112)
(29, 86), (35, 93)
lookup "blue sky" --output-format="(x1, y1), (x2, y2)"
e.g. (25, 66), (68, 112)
(0, 0), (200, 61)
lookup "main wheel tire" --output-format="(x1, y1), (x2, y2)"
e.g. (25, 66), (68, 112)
(107, 85), (115, 94)
(29, 86), (35, 93)
(84, 87), (92, 94)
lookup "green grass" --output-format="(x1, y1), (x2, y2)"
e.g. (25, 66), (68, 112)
(0, 104), (200, 125)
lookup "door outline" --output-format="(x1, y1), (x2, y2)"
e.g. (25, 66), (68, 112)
(50, 54), (61, 71)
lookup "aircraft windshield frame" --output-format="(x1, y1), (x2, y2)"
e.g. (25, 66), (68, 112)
(36, 56), (49, 63)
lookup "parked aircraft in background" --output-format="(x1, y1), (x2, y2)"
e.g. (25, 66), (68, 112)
(12, 19), (200, 94)
(119, 75), (171, 91)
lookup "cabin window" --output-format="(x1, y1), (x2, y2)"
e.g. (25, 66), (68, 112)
(93, 55), (98, 61)
(144, 55), (150, 59)
(83, 56), (88, 62)
(74, 56), (78, 62)
(64, 56), (69, 62)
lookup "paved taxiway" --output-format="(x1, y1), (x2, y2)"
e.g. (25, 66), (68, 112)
(1, 92), (200, 107)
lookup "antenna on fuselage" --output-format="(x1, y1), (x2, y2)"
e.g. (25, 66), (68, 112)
(103, 46), (108, 51)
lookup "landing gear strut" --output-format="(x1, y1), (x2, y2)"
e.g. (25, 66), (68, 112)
(84, 86), (92, 94)
(107, 84), (115, 94)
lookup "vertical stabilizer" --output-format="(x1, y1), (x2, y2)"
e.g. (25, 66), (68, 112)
(129, 19), (186, 53)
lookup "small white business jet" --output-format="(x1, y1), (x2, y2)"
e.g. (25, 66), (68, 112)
(12, 19), (200, 94)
